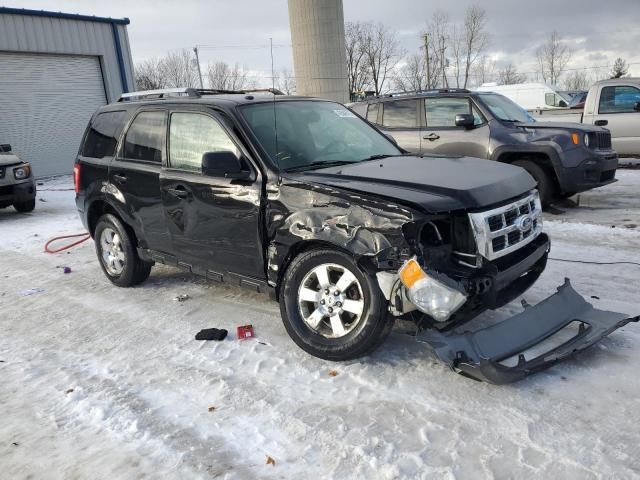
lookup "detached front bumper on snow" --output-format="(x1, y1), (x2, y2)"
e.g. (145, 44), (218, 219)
(418, 279), (638, 384)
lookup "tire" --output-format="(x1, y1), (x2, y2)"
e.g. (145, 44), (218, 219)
(513, 159), (555, 206)
(13, 199), (36, 212)
(94, 213), (152, 287)
(279, 249), (393, 361)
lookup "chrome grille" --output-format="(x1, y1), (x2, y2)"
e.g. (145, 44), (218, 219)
(468, 191), (543, 260)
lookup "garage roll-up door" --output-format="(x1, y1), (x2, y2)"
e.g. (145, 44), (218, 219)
(0, 52), (107, 177)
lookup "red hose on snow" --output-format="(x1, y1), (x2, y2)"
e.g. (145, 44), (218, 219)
(44, 233), (91, 254)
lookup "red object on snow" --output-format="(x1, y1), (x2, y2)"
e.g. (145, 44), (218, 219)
(237, 325), (254, 340)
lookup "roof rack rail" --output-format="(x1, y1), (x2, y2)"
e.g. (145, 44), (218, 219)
(385, 88), (471, 98)
(118, 87), (284, 102)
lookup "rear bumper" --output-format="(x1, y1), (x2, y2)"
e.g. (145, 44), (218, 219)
(418, 279), (638, 384)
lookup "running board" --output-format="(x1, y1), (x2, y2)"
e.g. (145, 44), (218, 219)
(417, 279), (638, 384)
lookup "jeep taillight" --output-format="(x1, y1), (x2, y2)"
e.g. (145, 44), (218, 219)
(73, 163), (81, 193)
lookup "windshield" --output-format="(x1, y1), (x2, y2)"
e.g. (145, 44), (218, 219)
(239, 100), (401, 171)
(480, 93), (535, 123)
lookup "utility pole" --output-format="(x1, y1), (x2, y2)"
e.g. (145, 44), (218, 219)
(440, 35), (448, 88)
(193, 46), (204, 89)
(423, 33), (430, 90)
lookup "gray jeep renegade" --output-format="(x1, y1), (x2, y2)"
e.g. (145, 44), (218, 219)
(349, 89), (618, 206)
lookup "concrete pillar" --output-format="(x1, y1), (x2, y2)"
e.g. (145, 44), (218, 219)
(288, 0), (349, 103)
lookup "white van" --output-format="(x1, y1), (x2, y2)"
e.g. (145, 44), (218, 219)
(476, 82), (570, 110)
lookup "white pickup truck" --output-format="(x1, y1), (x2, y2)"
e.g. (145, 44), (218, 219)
(531, 78), (640, 155)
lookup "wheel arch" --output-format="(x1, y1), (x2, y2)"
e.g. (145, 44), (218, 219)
(87, 199), (141, 249)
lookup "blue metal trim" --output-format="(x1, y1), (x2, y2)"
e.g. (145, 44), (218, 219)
(111, 22), (129, 94)
(0, 7), (129, 25)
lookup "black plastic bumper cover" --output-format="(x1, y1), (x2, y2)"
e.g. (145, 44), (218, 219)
(417, 279), (638, 384)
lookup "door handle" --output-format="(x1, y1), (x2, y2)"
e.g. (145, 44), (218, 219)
(423, 133), (440, 141)
(112, 173), (127, 184)
(167, 186), (191, 199)
(594, 119), (608, 126)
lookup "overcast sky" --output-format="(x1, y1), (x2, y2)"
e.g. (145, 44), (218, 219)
(16, 0), (640, 86)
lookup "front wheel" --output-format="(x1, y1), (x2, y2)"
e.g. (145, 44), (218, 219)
(14, 199), (36, 212)
(94, 214), (152, 287)
(279, 249), (394, 361)
(513, 159), (555, 206)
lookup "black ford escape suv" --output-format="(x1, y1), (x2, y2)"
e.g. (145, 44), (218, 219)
(74, 88), (635, 384)
(349, 89), (618, 206)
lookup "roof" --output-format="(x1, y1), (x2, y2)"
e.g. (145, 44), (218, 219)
(0, 6), (130, 25)
(594, 77), (640, 85)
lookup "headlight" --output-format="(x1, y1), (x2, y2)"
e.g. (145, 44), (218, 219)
(584, 133), (590, 148)
(398, 258), (467, 322)
(13, 164), (31, 179)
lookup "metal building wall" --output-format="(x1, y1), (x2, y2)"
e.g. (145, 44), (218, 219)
(288, 0), (349, 103)
(0, 8), (134, 102)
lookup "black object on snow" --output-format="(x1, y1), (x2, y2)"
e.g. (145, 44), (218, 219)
(195, 328), (228, 341)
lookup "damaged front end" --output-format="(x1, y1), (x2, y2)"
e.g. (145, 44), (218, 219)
(418, 279), (638, 384)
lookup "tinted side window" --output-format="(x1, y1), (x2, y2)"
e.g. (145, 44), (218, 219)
(81, 111), (127, 158)
(122, 111), (166, 163)
(599, 86), (640, 114)
(425, 97), (481, 127)
(169, 113), (240, 172)
(366, 103), (379, 123)
(382, 100), (418, 128)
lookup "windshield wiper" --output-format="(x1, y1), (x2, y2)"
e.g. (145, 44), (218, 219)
(284, 160), (356, 173)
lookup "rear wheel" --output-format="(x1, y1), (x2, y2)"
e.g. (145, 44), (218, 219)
(513, 159), (555, 206)
(94, 214), (152, 287)
(14, 199), (36, 212)
(279, 249), (393, 361)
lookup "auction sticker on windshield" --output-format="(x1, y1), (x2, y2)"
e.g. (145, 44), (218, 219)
(334, 109), (357, 118)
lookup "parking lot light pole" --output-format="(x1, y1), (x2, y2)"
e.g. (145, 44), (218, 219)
(193, 46), (204, 89)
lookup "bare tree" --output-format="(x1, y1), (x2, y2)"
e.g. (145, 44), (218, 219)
(536, 32), (572, 86)
(564, 70), (589, 90)
(473, 55), (496, 86)
(207, 62), (253, 90)
(498, 63), (526, 85)
(361, 22), (405, 95)
(345, 22), (371, 95)
(423, 11), (450, 88)
(449, 24), (464, 88)
(158, 49), (200, 88)
(461, 5), (489, 88)
(276, 68), (296, 95)
(135, 58), (166, 90)
(610, 57), (629, 78)
(393, 54), (426, 92)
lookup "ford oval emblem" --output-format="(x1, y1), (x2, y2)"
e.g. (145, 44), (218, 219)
(516, 215), (534, 232)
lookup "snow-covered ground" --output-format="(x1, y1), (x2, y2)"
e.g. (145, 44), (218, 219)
(1, 172), (639, 480)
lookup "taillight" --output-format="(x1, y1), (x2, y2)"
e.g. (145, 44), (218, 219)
(73, 163), (81, 193)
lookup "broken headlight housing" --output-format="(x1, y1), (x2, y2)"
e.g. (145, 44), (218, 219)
(398, 258), (467, 322)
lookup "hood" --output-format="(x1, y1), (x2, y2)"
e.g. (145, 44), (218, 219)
(285, 155), (536, 213)
(0, 153), (23, 167)
(515, 121), (606, 133)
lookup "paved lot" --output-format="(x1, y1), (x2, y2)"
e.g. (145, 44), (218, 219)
(1, 172), (639, 479)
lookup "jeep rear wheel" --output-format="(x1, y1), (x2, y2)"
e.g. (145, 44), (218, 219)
(94, 214), (152, 287)
(279, 249), (393, 361)
(513, 159), (555, 206)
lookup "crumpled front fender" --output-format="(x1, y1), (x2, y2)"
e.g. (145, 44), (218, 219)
(418, 279), (638, 384)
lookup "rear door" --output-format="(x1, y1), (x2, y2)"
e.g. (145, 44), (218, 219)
(420, 97), (490, 158)
(110, 109), (172, 252)
(160, 108), (264, 278)
(589, 84), (640, 155)
(377, 99), (421, 152)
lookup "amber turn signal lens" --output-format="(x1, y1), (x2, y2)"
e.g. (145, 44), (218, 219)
(571, 132), (580, 145)
(398, 258), (427, 288)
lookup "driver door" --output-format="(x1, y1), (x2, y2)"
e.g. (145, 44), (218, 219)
(160, 109), (264, 278)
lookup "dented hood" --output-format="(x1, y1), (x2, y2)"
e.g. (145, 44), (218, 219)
(290, 155), (536, 213)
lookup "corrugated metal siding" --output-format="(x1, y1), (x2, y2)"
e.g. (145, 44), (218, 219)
(0, 52), (107, 177)
(0, 13), (134, 101)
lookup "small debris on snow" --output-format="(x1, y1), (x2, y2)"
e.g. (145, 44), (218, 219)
(19, 287), (44, 296)
(266, 455), (276, 466)
(591, 295), (600, 300)
(56, 266), (72, 274)
(328, 370), (339, 377)
(65, 388), (74, 394)
(195, 328), (227, 341)
(208, 406), (216, 412)
(39, 198), (47, 203)
(237, 325), (254, 340)
(175, 294), (190, 302)
(12, 442), (19, 446)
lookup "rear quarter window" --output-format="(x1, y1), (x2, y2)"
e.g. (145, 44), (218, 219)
(81, 111), (127, 159)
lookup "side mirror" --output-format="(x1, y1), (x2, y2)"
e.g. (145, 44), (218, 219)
(202, 151), (250, 179)
(0, 144), (11, 153)
(455, 113), (475, 129)
(634, 102), (640, 112)
(558, 100), (568, 108)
